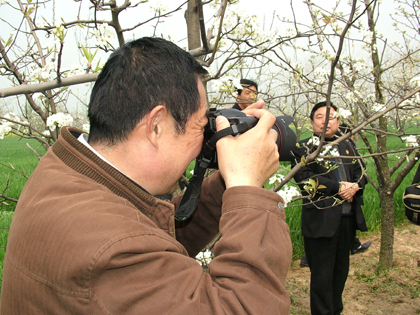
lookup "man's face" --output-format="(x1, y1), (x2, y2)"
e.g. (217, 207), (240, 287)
(236, 85), (257, 110)
(311, 106), (340, 138)
(162, 79), (209, 194)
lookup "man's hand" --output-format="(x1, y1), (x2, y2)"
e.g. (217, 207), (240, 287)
(338, 181), (359, 202)
(215, 100), (279, 189)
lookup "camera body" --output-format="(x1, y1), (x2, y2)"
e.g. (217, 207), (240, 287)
(201, 108), (296, 169)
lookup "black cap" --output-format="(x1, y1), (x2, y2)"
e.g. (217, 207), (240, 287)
(238, 79), (258, 94)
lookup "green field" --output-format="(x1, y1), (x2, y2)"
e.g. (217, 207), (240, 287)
(0, 136), (47, 289)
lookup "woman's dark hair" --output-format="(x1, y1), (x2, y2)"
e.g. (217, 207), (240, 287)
(88, 37), (208, 145)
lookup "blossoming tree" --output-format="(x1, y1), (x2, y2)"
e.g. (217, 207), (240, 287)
(1, 0), (420, 269)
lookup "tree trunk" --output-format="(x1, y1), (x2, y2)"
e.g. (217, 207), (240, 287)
(379, 191), (394, 269)
(185, 0), (201, 51)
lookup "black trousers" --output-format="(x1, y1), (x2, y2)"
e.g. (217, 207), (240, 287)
(304, 216), (356, 315)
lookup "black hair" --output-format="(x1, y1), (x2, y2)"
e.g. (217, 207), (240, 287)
(310, 101), (338, 121)
(88, 37), (208, 145)
(237, 78), (258, 95)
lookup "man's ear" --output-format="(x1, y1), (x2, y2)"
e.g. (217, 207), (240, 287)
(146, 105), (167, 148)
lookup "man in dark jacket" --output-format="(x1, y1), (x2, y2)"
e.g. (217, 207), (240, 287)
(291, 101), (367, 315)
(232, 78), (258, 110)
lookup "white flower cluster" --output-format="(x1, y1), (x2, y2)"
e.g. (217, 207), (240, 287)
(320, 146), (340, 158)
(0, 118), (13, 140)
(372, 103), (386, 113)
(308, 137), (340, 166)
(336, 108), (352, 120)
(345, 91), (360, 103)
(268, 173), (284, 186)
(402, 135), (419, 148)
(149, 0), (168, 15)
(360, 27), (374, 45)
(277, 185), (300, 206)
(210, 5), (278, 51)
(307, 136), (320, 147)
(410, 77), (420, 87)
(46, 113), (74, 131)
(353, 59), (368, 72)
(268, 173), (300, 206)
(284, 27), (297, 38)
(82, 123), (90, 133)
(93, 24), (115, 46)
(0, 113), (27, 139)
(314, 67), (328, 84)
(320, 49), (335, 61)
(68, 64), (86, 77)
(211, 77), (242, 97)
(46, 40), (60, 53)
(195, 249), (212, 265)
(28, 62), (56, 82)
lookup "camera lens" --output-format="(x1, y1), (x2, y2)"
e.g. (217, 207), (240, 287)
(272, 115), (297, 161)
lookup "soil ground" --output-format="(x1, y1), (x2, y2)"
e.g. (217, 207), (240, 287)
(286, 223), (420, 315)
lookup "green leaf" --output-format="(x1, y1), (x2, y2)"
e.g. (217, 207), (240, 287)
(81, 45), (90, 60)
(321, 12), (331, 24)
(301, 155), (306, 166)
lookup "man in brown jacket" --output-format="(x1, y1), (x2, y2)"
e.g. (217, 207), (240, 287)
(1, 37), (292, 314)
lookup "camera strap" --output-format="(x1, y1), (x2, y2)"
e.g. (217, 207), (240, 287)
(174, 122), (250, 221)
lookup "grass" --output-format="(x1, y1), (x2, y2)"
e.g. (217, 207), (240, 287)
(0, 135), (46, 290)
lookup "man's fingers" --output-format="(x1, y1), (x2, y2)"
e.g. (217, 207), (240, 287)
(216, 115), (230, 132)
(243, 99), (264, 111)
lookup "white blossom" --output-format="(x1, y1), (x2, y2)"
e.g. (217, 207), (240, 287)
(285, 27), (297, 37)
(268, 173), (285, 186)
(410, 76), (420, 87)
(337, 108), (352, 120)
(314, 67), (328, 84)
(0, 112), (22, 139)
(46, 40), (60, 53)
(345, 92), (358, 103)
(28, 62), (56, 82)
(277, 185), (300, 206)
(82, 123), (90, 133)
(195, 249), (212, 265)
(372, 103), (386, 112)
(36, 19), (47, 28)
(402, 135), (419, 148)
(149, 0), (168, 15)
(211, 76), (242, 97)
(93, 24), (115, 46)
(68, 64), (86, 77)
(46, 113), (74, 131)
(307, 136), (320, 147)
(360, 27), (373, 44)
(320, 49), (335, 61)
(0, 125), (12, 139)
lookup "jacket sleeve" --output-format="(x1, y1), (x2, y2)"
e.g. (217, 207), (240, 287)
(91, 187), (292, 315)
(173, 171), (225, 257)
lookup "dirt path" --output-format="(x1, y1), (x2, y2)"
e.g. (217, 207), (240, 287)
(286, 223), (420, 315)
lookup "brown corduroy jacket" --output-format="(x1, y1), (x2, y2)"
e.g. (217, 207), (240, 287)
(1, 127), (292, 315)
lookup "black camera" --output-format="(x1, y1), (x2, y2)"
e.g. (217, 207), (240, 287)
(175, 108), (296, 221)
(201, 108), (297, 169)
